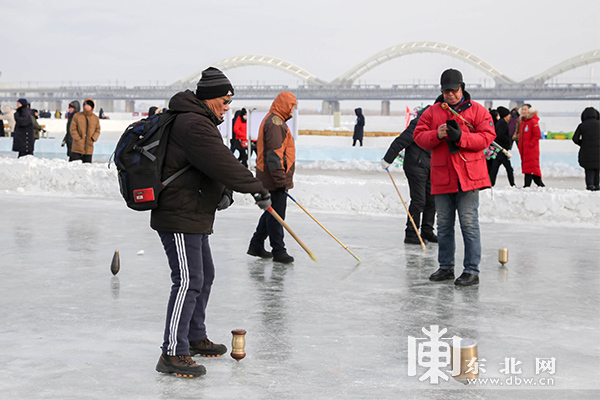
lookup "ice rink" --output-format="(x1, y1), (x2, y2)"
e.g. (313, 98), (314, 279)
(1, 190), (599, 399)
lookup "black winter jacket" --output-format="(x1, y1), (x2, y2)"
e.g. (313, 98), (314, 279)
(494, 118), (513, 150)
(12, 107), (34, 154)
(572, 107), (600, 170)
(383, 106), (431, 174)
(353, 108), (364, 140)
(150, 90), (264, 234)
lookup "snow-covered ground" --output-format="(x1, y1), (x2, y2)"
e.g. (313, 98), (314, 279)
(0, 154), (597, 228)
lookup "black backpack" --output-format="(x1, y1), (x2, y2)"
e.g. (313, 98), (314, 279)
(113, 110), (190, 211)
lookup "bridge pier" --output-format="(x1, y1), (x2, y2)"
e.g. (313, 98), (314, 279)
(125, 100), (135, 113)
(321, 100), (340, 115)
(484, 100), (493, 110)
(381, 100), (390, 116)
(509, 100), (524, 110)
(96, 100), (115, 113)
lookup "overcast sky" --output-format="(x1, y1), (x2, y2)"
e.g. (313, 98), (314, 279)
(2, 0), (599, 87)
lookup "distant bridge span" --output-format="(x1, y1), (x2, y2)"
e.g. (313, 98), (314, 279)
(175, 41), (599, 87)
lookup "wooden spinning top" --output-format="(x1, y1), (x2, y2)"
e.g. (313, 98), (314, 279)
(231, 329), (247, 361)
(498, 248), (508, 266)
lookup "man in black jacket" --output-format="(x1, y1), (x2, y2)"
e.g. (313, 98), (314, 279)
(488, 106), (515, 187)
(381, 106), (436, 244)
(152, 67), (271, 378)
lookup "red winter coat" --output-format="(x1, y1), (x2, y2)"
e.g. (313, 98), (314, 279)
(517, 110), (542, 177)
(414, 94), (496, 195)
(233, 117), (247, 141)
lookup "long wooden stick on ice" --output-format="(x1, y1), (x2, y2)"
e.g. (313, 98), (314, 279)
(267, 206), (318, 262)
(386, 168), (426, 251)
(286, 192), (361, 263)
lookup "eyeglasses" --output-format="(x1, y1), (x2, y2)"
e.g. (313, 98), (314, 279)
(222, 97), (233, 105)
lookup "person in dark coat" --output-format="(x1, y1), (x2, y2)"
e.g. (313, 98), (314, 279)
(0, 107), (5, 137)
(353, 107), (365, 146)
(62, 100), (80, 157)
(381, 106), (437, 244)
(572, 107), (600, 191)
(12, 98), (35, 158)
(489, 106), (516, 187)
(151, 67), (271, 378)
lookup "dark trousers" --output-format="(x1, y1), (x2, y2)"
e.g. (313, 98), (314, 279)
(158, 232), (215, 356)
(404, 167), (435, 239)
(69, 152), (92, 163)
(231, 139), (248, 167)
(249, 189), (287, 255)
(489, 152), (515, 186)
(585, 169), (600, 188)
(524, 173), (544, 187)
(352, 138), (363, 147)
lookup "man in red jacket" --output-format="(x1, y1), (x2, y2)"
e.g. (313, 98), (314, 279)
(414, 69), (496, 286)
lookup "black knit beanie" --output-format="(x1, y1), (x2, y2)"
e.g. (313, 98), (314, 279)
(196, 67), (234, 100)
(84, 99), (95, 109)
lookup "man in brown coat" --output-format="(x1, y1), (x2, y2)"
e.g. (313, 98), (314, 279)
(247, 91), (297, 264)
(69, 98), (100, 162)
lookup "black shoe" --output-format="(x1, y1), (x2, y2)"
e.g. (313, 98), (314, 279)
(273, 252), (294, 264)
(156, 354), (206, 378)
(189, 338), (227, 357)
(454, 272), (479, 286)
(404, 236), (426, 245)
(247, 247), (273, 259)
(429, 268), (454, 281)
(421, 232), (438, 243)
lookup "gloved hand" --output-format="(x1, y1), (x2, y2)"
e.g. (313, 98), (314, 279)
(253, 189), (272, 210)
(216, 193), (233, 211)
(381, 159), (391, 170)
(61, 140), (65, 147)
(446, 119), (462, 142)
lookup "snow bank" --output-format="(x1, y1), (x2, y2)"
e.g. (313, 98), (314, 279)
(0, 156), (597, 228)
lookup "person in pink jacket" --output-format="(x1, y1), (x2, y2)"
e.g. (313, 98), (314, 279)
(516, 104), (545, 187)
(414, 69), (496, 286)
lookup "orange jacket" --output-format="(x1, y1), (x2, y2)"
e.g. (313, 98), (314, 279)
(256, 91), (297, 191)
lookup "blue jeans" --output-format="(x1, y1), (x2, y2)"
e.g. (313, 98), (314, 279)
(434, 190), (481, 276)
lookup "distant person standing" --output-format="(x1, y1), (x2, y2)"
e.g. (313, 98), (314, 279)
(1, 104), (16, 136)
(12, 98), (35, 158)
(353, 107), (365, 146)
(489, 106), (515, 187)
(572, 107), (600, 191)
(62, 100), (80, 158)
(232, 108), (248, 167)
(381, 105), (437, 245)
(248, 91), (297, 264)
(516, 104), (544, 187)
(414, 68), (496, 287)
(0, 107), (5, 137)
(31, 108), (45, 140)
(70, 98), (100, 163)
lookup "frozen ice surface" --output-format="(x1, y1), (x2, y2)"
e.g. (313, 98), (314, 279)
(1, 191), (599, 399)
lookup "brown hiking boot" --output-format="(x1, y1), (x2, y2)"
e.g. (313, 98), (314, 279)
(155, 354), (206, 378)
(189, 338), (227, 357)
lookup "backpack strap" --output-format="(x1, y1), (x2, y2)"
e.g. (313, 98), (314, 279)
(162, 164), (192, 187)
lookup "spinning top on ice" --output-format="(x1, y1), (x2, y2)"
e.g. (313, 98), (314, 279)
(450, 338), (479, 384)
(231, 329), (247, 361)
(498, 248), (508, 266)
(111, 250), (120, 275)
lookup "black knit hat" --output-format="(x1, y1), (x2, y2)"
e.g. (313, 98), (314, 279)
(440, 69), (463, 91)
(84, 99), (95, 109)
(497, 106), (510, 119)
(196, 67), (234, 100)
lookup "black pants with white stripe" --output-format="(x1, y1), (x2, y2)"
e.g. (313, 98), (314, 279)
(158, 232), (215, 356)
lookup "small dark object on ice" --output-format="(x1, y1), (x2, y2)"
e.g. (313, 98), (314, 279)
(111, 250), (120, 275)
